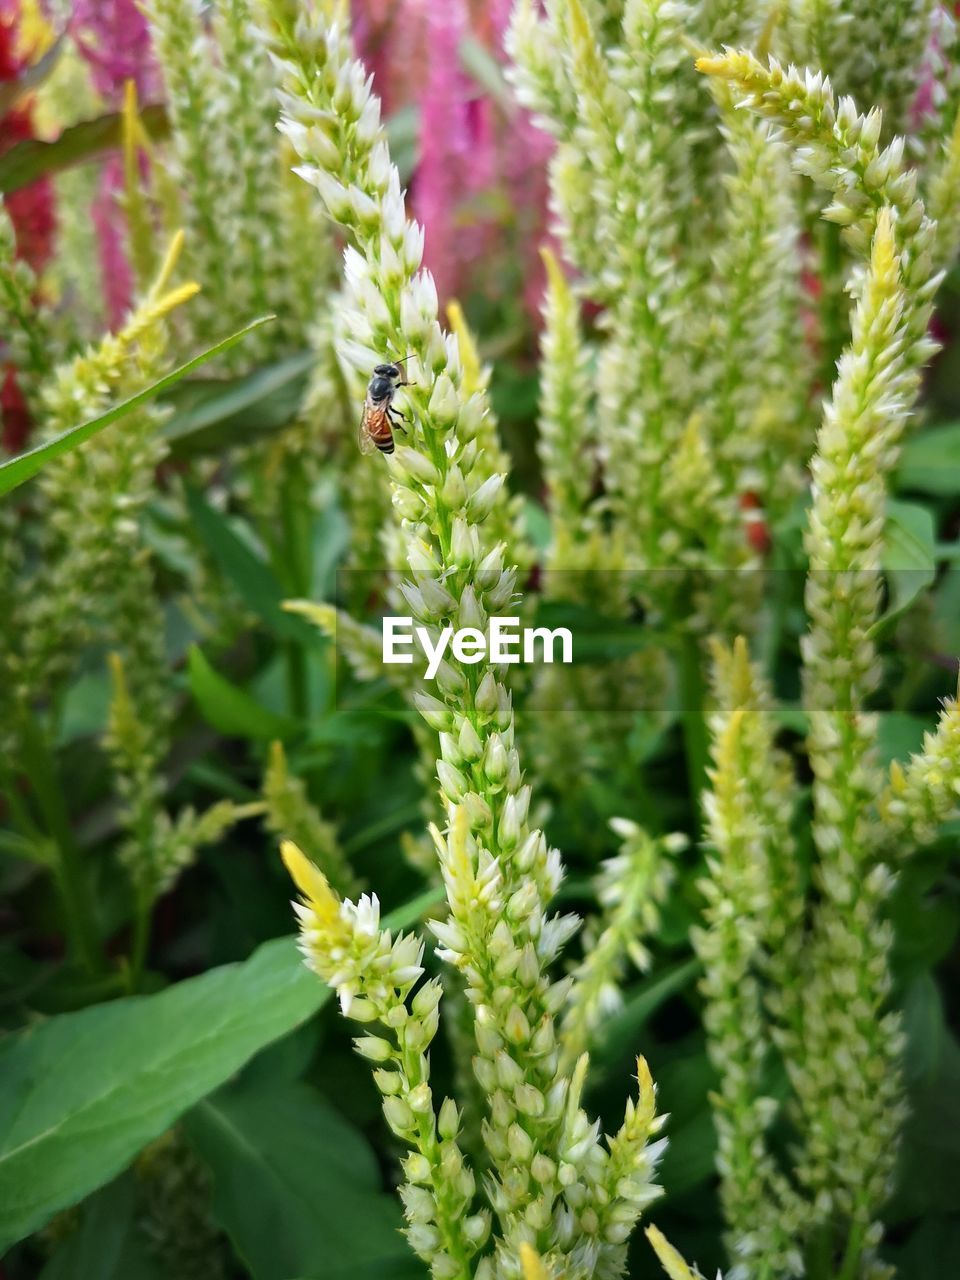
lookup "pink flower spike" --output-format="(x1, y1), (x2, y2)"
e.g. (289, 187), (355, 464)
(71, 0), (158, 106)
(93, 154), (133, 330)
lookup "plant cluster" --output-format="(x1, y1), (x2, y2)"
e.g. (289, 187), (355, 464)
(0, 3), (959, 1280)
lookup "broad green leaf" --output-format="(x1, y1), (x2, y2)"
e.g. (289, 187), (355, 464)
(0, 936), (325, 1252)
(185, 489), (313, 644)
(187, 646), (298, 740)
(897, 421), (960, 496)
(657, 1108), (717, 1197)
(39, 1176), (161, 1280)
(881, 500), (937, 624)
(888, 1029), (960, 1222)
(0, 317), (274, 498)
(877, 712), (928, 767)
(902, 972), (946, 1088)
(0, 104), (169, 194)
(162, 350), (315, 459)
(184, 1081), (413, 1280)
(0, 890), (432, 1251)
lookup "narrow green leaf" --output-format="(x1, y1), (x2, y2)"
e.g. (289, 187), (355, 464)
(162, 350), (315, 459)
(187, 646), (297, 740)
(0, 317), (275, 498)
(184, 490), (313, 644)
(0, 104), (169, 195)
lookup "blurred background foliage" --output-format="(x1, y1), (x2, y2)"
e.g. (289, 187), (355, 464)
(0, 2), (958, 1279)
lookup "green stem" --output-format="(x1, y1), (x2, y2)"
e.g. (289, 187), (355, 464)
(21, 715), (105, 975)
(678, 631), (709, 819)
(129, 890), (153, 991)
(836, 1220), (865, 1280)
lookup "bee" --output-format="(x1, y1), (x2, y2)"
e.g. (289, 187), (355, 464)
(359, 356), (413, 456)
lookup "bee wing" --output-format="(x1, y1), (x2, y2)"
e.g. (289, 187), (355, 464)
(358, 404), (378, 455)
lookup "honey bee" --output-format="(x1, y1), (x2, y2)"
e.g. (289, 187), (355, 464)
(359, 356), (413, 455)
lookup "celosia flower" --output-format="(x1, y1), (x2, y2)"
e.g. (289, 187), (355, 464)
(71, 0), (158, 103)
(412, 0), (495, 302)
(257, 5), (669, 1272)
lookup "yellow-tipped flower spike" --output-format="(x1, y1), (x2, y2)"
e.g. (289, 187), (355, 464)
(122, 80), (159, 291)
(446, 300), (483, 396)
(280, 839), (340, 927)
(645, 1225), (701, 1280)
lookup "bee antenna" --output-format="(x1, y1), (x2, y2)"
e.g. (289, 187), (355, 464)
(393, 353), (414, 365)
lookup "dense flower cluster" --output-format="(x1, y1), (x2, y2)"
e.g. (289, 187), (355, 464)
(257, 3), (669, 1274)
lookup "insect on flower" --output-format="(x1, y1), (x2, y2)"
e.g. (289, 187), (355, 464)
(359, 355), (414, 455)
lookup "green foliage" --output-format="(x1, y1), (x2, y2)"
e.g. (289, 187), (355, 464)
(3, 2), (960, 1280)
(0, 938), (327, 1252)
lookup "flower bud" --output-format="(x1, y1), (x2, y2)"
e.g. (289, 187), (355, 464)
(441, 465), (468, 510)
(469, 473), (505, 521)
(407, 1082), (433, 1114)
(382, 1095), (415, 1135)
(458, 583), (486, 631)
(458, 717), (483, 762)
(438, 1097), (461, 1140)
(414, 691), (452, 731)
(437, 760), (468, 801)
(428, 372), (459, 425)
(507, 1123), (533, 1162)
(355, 1035), (393, 1062)
(515, 1084), (545, 1117)
(475, 670), (498, 716)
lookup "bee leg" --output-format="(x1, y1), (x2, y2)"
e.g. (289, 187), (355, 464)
(387, 406), (411, 435)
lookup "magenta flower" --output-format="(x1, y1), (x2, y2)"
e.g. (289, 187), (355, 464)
(71, 0), (158, 106)
(412, 0), (496, 301)
(93, 154), (134, 329)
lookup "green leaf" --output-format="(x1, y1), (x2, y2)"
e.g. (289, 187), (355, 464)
(385, 105), (419, 186)
(184, 1081), (413, 1280)
(0, 936), (325, 1252)
(459, 37), (511, 109)
(897, 422), (960, 496)
(184, 489), (313, 644)
(658, 1108), (717, 1197)
(531, 600), (656, 663)
(591, 958), (700, 1069)
(0, 318), (275, 498)
(0, 105), (170, 195)
(187, 646), (298, 740)
(877, 712), (928, 767)
(523, 498), (552, 553)
(39, 1176), (161, 1280)
(0, 889), (431, 1252)
(902, 972), (946, 1088)
(162, 350), (315, 459)
(881, 500), (937, 624)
